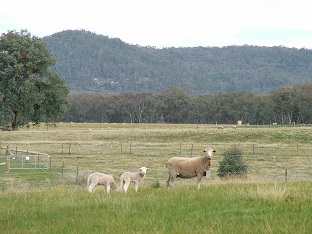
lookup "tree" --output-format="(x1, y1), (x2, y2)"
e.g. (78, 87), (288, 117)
(269, 86), (295, 124)
(0, 30), (69, 130)
(159, 86), (191, 123)
(217, 145), (248, 179)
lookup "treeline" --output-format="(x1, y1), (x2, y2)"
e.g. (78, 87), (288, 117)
(43, 30), (312, 94)
(63, 83), (312, 125)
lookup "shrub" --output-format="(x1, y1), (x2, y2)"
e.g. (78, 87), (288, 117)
(217, 145), (248, 179)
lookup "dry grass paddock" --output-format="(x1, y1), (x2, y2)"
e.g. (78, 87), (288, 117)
(1, 123), (312, 190)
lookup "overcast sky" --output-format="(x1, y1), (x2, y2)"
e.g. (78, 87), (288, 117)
(1, 0), (312, 49)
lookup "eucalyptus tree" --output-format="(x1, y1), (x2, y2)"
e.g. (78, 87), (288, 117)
(290, 83), (312, 124)
(159, 86), (191, 123)
(269, 86), (295, 124)
(0, 30), (69, 130)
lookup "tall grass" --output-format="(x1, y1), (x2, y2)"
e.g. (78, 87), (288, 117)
(1, 181), (311, 233)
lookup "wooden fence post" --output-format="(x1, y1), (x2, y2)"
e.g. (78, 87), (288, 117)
(76, 167), (79, 184)
(62, 161), (64, 177)
(49, 156), (52, 170)
(6, 144), (10, 173)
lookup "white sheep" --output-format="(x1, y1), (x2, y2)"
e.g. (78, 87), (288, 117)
(120, 167), (149, 192)
(165, 147), (216, 189)
(87, 172), (119, 194)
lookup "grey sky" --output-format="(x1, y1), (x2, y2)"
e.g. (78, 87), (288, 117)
(1, 0), (311, 48)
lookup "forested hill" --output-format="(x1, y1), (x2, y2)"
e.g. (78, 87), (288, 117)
(43, 30), (312, 94)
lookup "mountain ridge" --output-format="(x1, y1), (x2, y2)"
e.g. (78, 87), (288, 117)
(43, 30), (312, 94)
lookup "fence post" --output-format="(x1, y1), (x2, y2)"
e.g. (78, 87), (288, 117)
(49, 156), (52, 170)
(34, 154), (37, 168)
(62, 161), (64, 177)
(129, 142), (132, 155)
(120, 141), (123, 154)
(76, 167), (79, 184)
(6, 145), (10, 173)
(285, 168), (288, 181)
(191, 144), (194, 157)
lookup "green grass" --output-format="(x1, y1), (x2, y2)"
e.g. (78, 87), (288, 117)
(1, 181), (311, 233)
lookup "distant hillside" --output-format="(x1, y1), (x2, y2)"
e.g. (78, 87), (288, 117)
(43, 30), (312, 94)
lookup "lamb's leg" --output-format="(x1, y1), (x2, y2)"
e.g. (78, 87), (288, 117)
(123, 178), (130, 192)
(88, 183), (97, 193)
(134, 182), (139, 192)
(105, 184), (110, 194)
(111, 182), (119, 192)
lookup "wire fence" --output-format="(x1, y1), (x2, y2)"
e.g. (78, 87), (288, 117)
(3, 147), (51, 170)
(1, 142), (312, 188)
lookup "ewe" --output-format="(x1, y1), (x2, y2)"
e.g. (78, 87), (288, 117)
(87, 172), (119, 194)
(120, 167), (149, 192)
(166, 147), (216, 189)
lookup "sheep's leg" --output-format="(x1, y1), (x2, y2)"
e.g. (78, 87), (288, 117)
(88, 183), (97, 193)
(105, 184), (110, 194)
(111, 182), (119, 192)
(134, 182), (139, 192)
(166, 172), (176, 187)
(196, 176), (203, 190)
(123, 178), (130, 192)
(166, 176), (171, 187)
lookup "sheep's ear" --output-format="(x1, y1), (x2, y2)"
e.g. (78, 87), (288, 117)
(213, 150), (216, 153)
(146, 168), (150, 171)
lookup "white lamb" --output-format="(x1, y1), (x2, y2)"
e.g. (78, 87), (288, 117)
(166, 147), (216, 189)
(120, 167), (149, 192)
(87, 172), (119, 194)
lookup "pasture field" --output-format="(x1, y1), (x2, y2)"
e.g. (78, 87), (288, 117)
(1, 181), (312, 233)
(1, 123), (312, 233)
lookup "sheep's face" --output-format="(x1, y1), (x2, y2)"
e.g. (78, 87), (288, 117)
(138, 167), (149, 174)
(202, 148), (216, 158)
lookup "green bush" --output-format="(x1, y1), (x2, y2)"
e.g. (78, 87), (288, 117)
(218, 145), (248, 179)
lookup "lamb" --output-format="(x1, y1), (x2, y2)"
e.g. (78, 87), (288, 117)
(165, 147), (216, 189)
(87, 172), (119, 194)
(120, 167), (149, 192)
